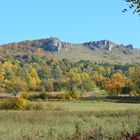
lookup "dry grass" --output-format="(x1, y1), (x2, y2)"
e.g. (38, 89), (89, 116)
(0, 101), (140, 139)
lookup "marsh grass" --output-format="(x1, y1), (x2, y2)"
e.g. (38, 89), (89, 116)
(0, 101), (140, 140)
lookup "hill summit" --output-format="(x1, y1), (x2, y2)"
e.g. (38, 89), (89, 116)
(0, 37), (139, 64)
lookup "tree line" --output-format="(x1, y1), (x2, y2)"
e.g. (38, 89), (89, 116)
(0, 54), (139, 96)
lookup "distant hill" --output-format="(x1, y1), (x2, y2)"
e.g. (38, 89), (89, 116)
(0, 37), (140, 64)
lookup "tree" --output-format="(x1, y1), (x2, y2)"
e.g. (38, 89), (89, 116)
(92, 71), (105, 88)
(66, 68), (82, 91)
(104, 72), (127, 95)
(80, 72), (96, 91)
(2, 61), (18, 80)
(122, 86), (132, 95)
(0, 66), (5, 92)
(123, 0), (140, 14)
(51, 65), (62, 79)
(97, 66), (106, 76)
(40, 79), (54, 92)
(38, 66), (51, 80)
(128, 67), (140, 95)
(29, 68), (41, 90)
(5, 77), (27, 96)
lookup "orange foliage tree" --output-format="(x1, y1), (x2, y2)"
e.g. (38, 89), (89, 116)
(104, 72), (127, 95)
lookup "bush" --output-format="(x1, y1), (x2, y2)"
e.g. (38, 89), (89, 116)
(0, 97), (29, 110)
(69, 90), (80, 100)
(47, 103), (65, 111)
(28, 91), (47, 100)
(28, 93), (40, 100)
(47, 103), (55, 110)
(55, 93), (70, 100)
(21, 91), (30, 99)
(39, 90), (47, 99)
(34, 102), (44, 110)
(45, 91), (80, 100)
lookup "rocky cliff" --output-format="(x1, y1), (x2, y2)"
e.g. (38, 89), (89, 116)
(83, 40), (134, 52)
(0, 37), (139, 64)
(1, 37), (71, 52)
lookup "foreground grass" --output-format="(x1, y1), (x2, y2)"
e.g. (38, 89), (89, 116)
(0, 101), (140, 140)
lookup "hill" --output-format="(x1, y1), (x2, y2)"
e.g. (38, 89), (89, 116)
(0, 37), (140, 64)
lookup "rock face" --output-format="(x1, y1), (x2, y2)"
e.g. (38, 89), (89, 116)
(1, 37), (71, 52)
(0, 37), (135, 55)
(83, 40), (134, 52)
(41, 37), (71, 52)
(0, 37), (139, 64)
(83, 40), (116, 51)
(125, 44), (133, 50)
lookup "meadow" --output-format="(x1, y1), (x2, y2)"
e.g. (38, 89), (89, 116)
(1, 101), (140, 140)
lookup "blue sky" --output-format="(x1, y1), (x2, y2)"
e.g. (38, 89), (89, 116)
(0, 0), (140, 48)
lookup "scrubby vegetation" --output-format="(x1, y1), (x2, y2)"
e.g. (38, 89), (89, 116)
(0, 97), (29, 110)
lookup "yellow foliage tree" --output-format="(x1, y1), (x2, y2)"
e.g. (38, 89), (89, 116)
(0, 66), (5, 92)
(66, 68), (82, 91)
(5, 77), (28, 95)
(2, 61), (18, 73)
(29, 68), (41, 90)
(129, 67), (140, 95)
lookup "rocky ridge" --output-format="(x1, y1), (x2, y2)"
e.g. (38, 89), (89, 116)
(0, 37), (139, 64)
(83, 40), (134, 52)
(1, 37), (72, 52)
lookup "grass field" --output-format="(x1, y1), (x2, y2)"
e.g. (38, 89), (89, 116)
(0, 101), (140, 140)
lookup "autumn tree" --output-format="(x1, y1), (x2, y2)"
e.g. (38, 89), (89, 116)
(0, 66), (5, 92)
(104, 72), (127, 95)
(80, 72), (96, 91)
(38, 66), (51, 80)
(5, 77), (27, 96)
(66, 68), (82, 91)
(51, 65), (62, 79)
(2, 61), (18, 80)
(92, 71), (105, 88)
(29, 68), (41, 90)
(128, 67), (140, 95)
(40, 79), (54, 92)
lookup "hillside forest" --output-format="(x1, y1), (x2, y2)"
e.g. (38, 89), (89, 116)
(0, 54), (139, 97)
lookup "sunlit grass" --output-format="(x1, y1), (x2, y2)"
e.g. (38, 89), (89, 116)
(0, 101), (140, 140)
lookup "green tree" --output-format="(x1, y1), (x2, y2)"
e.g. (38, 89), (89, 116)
(124, 0), (140, 14)
(80, 72), (96, 91)
(66, 68), (82, 91)
(128, 67), (140, 95)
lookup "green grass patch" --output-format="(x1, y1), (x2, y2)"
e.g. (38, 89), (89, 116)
(0, 101), (140, 139)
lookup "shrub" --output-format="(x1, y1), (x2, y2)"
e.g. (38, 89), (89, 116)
(28, 91), (47, 100)
(39, 90), (47, 99)
(34, 102), (44, 110)
(55, 93), (70, 100)
(69, 90), (80, 100)
(47, 103), (65, 111)
(21, 91), (30, 99)
(47, 103), (55, 110)
(48, 91), (81, 100)
(54, 104), (65, 111)
(28, 93), (40, 100)
(0, 97), (29, 110)
(75, 121), (83, 137)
